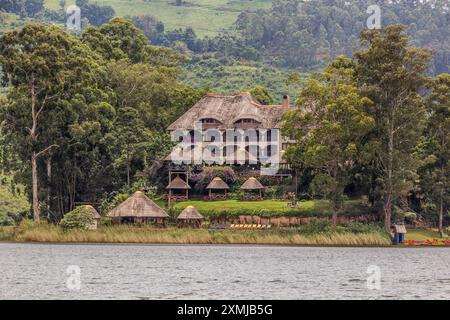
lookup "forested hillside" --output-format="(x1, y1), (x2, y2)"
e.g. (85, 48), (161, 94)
(1, 0), (448, 96)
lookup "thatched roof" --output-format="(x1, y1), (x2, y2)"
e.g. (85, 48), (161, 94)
(166, 176), (191, 190)
(240, 177), (265, 190)
(84, 205), (101, 220)
(167, 93), (287, 131)
(107, 191), (169, 218)
(206, 177), (230, 190)
(177, 206), (204, 220)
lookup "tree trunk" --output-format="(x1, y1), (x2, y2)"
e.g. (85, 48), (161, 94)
(384, 117), (394, 231)
(127, 165), (131, 186)
(31, 151), (40, 221)
(30, 77), (40, 221)
(46, 157), (51, 221)
(332, 208), (338, 226)
(438, 187), (444, 238)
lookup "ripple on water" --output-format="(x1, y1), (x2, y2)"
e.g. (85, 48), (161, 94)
(0, 244), (449, 300)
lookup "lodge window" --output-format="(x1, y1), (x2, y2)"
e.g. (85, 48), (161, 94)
(235, 118), (259, 124)
(201, 118), (220, 124)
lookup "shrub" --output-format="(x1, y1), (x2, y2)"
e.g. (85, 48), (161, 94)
(60, 207), (94, 232)
(404, 212), (417, 224)
(298, 219), (333, 234)
(343, 222), (385, 234)
(0, 213), (15, 226)
(100, 217), (113, 227)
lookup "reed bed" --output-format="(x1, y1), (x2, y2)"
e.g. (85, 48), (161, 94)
(1, 223), (392, 246)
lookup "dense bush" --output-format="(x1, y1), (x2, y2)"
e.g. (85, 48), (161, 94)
(0, 213), (15, 226)
(59, 207), (95, 232)
(298, 220), (387, 235)
(298, 219), (333, 235)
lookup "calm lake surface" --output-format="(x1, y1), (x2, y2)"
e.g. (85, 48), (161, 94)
(0, 243), (449, 300)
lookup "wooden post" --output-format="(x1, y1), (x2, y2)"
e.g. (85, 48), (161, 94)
(168, 189), (172, 208)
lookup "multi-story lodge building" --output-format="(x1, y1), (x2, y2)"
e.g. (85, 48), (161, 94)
(166, 92), (294, 178)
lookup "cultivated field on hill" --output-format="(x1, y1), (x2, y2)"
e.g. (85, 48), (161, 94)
(44, 0), (273, 36)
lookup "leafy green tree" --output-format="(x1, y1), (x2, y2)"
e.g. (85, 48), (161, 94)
(82, 17), (150, 63)
(417, 74), (450, 236)
(355, 25), (431, 230)
(283, 57), (374, 224)
(108, 107), (150, 186)
(249, 86), (274, 105)
(0, 24), (110, 220)
(0, 0), (44, 17)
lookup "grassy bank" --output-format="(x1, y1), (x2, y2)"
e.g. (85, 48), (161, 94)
(0, 222), (391, 246)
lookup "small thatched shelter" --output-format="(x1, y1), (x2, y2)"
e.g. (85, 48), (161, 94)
(84, 205), (101, 229)
(107, 191), (169, 225)
(177, 206), (204, 228)
(166, 175), (191, 202)
(206, 177), (229, 200)
(240, 177), (265, 200)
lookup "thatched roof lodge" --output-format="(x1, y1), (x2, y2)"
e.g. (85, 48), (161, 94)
(177, 206), (204, 227)
(166, 93), (293, 167)
(107, 191), (169, 224)
(240, 177), (265, 200)
(206, 177), (229, 200)
(167, 92), (287, 131)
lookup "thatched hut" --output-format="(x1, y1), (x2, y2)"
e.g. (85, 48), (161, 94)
(177, 206), (204, 228)
(240, 177), (265, 200)
(107, 191), (169, 225)
(84, 205), (102, 230)
(166, 175), (191, 202)
(206, 177), (229, 200)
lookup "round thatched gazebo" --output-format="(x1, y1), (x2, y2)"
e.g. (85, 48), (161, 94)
(107, 191), (169, 225)
(84, 205), (102, 229)
(206, 177), (230, 200)
(166, 175), (191, 203)
(240, 177), (265, 200)
(177, 206), (204, 228)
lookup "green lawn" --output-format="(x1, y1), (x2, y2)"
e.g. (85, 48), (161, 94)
(406, 229), (450, 241)
(44, 0), (273, 37)
(172, 199), (373, 217)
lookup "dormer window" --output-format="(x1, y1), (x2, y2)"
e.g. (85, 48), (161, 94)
(235, 118), (259, 124)
(201, 118), (221, 124)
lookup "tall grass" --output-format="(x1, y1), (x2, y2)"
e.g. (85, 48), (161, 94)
(1, 222), (391, 246)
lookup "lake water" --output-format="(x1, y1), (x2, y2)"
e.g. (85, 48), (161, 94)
(0, 243), (449, 300)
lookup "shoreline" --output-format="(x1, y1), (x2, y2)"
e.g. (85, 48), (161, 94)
(0, 240), (393, 248)
(2, 224), (447, 248)
(1, 240), (449, 248)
